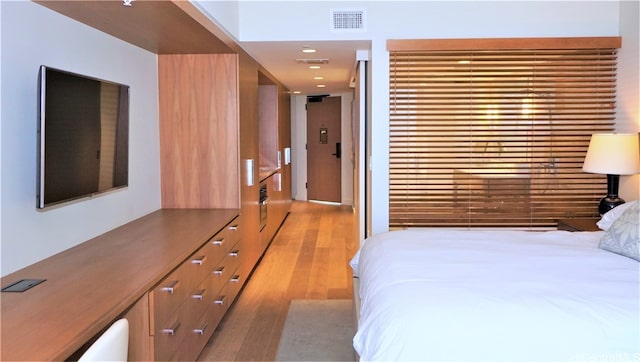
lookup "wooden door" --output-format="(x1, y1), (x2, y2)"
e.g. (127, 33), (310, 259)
(306, 96), (341, 203)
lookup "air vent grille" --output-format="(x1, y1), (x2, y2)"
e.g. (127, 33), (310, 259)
(331, 8), (366, 31)
(296, 59), (330, 65)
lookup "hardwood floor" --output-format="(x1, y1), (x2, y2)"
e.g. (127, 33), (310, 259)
(198, 201), (358, 361)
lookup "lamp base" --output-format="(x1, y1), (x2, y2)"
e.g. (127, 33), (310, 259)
(598, 195), (626, 216)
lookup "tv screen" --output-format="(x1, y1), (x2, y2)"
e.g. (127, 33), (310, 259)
(37, 66), (129, 209)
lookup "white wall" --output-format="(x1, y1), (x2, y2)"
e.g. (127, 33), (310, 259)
(291, 92), (354, 205)
(365, 1), (623, 235)
(617, 0), (640, 201)
(0, 1), (161, 276)
(192, 0), (240, 40)
(291, 96), (307, 201)
(231, 0), (624, 235)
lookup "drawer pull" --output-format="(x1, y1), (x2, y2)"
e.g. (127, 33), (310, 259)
(192, 289), (207, 300)
(212, 238), (224, 246)
(230, 275), (240, 283)
(213, 266), (224, 276)
(161, 280), (179, 294)
(229, 225), (238, 231)
(229, 250), (239, 258)
(162, 321), (181, 336)
(214, 296), (226, 305)
(191, 255), (207, 265)
(193, 323), (208, 335)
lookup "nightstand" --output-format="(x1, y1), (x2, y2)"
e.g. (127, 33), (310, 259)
(556, 217), (600, 232)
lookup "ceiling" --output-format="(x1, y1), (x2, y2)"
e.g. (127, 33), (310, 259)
(35, 1), (370, 96)
(240, 40), (371, 95)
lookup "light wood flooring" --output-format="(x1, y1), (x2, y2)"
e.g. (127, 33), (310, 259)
(198, 201), (359, 361)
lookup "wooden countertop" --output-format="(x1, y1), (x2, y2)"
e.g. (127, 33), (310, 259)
(0, 208), (239, 361)
(259, 167), (279, 183)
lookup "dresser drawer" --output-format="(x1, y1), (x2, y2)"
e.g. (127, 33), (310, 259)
(226, 219), (240, 248)
(228, 271), (243, 305)
(185, 245), (216, 290)
(211, 286), (230, 319)
(209, 248), (238, 297)
(187, 303), (222, 361)
(199, 231), (230, 269)
(226, 245), (241, 278)
(187, 278), (214, 329)
(153, 304), (189, 361)
(151, 260), (190, 327)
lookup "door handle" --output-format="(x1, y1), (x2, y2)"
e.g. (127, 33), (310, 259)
(331, 142), (341, 159)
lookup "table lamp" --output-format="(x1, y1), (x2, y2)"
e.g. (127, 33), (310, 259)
(582, 133), (640, 215)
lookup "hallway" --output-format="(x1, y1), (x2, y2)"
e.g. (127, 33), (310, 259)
(199, 201), (359, 361)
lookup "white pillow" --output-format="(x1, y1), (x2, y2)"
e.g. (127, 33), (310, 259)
(597, 200), (638, 231)
(598, 201), (640, 261)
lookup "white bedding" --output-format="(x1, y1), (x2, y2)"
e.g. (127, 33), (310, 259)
(350, 229), (640, 362)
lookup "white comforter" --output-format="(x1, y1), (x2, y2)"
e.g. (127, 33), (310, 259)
(351, 229), (640, 362)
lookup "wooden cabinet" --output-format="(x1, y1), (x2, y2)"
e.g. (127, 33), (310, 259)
(259, 171), (290, 250)
(557, 218), (600, 232)
(151, 218), (241, 361)
(0, 210), (239, 361)
(157, 52), (292, 357)
(159, 54), (240, 210)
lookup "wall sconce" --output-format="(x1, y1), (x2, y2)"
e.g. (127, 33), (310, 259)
(582, 133), (640, 215)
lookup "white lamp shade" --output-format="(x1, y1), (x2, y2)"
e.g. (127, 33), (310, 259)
(583, 133), (640, 175)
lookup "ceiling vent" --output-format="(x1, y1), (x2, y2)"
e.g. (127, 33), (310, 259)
(331, 8), (366, 32)
(296, 59), (330, 65)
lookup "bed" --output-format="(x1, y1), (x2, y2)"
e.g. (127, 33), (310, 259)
(350, 202), (639, 362)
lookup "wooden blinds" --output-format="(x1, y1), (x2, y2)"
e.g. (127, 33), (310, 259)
(388, 37), (621, 228)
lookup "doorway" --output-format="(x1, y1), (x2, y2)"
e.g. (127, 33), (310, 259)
(306, 96), (341, 203)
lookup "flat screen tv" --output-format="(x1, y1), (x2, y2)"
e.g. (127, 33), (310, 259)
(37, 66), (129, 209)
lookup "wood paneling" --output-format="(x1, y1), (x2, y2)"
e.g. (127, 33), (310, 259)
(237, 51), (262, 282)
(388, 37), (622, 51)
(34, 0), (234, 54)
(278, 84), (293, 205)
(159, 54), (240, 209)
(123, 294), (152, 361)
(259, 84), (279, 169)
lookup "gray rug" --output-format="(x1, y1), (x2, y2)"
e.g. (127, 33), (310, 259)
(275, 299), (355, 362)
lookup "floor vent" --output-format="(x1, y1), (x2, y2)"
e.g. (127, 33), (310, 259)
(331, 8), (366, 32)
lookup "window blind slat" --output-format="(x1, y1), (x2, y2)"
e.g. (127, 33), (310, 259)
(389, 42), (617, 228)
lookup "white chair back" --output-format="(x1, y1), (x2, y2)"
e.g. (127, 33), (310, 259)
(78, 318), (129, 362)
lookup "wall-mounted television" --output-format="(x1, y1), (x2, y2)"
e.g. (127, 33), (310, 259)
(37, 66), (129, 209)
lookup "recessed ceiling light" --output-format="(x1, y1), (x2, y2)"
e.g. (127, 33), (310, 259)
(316, 84), (326, 88)
(314, 76), (324, 80)
(309, 65), (321, 69)
(292, 90), (301, 94)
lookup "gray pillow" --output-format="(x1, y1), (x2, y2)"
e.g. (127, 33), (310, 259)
(599, 201), (640, 261)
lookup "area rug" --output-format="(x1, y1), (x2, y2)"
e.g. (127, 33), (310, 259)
(275, 299), (355, 361)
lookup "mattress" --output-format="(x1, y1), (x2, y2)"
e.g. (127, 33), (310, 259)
(350, 229), (640, 362)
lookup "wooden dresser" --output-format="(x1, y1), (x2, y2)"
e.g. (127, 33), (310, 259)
(0, 209), (241, 361)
